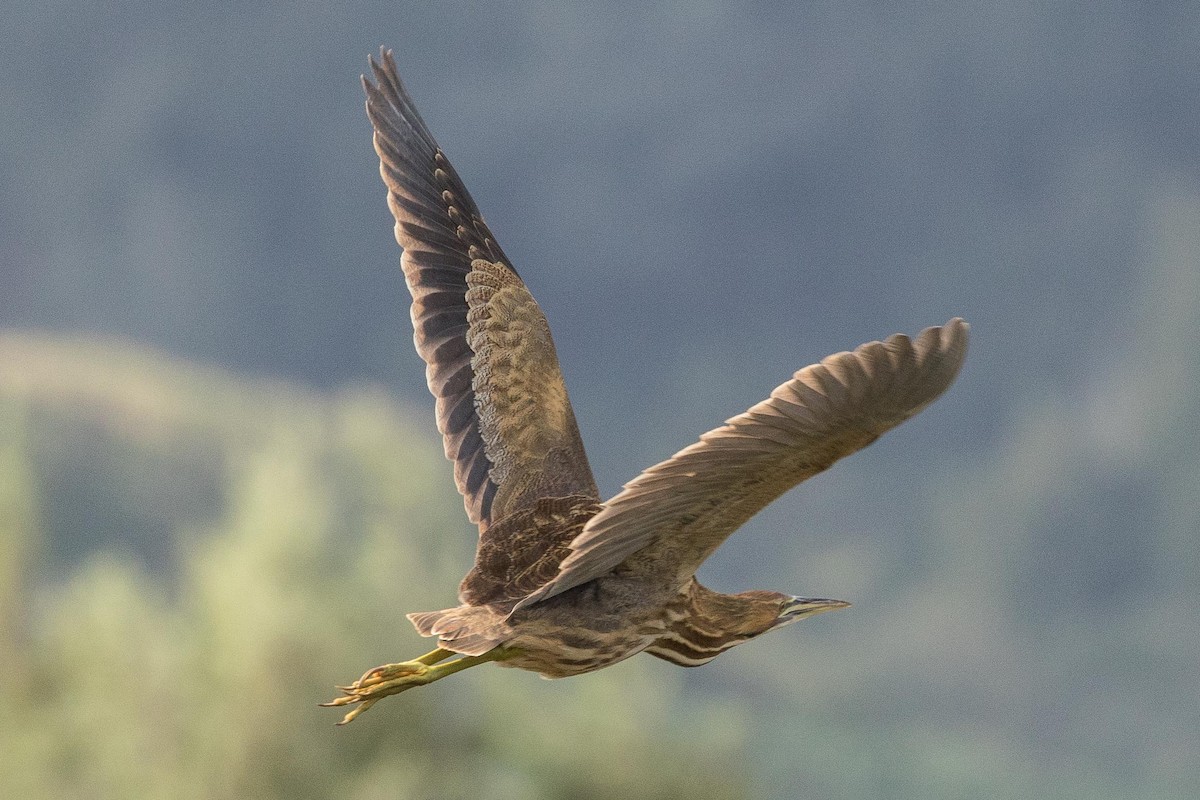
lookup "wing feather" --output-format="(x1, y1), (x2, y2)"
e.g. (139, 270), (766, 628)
(363, 49), (599, 531)
(513, 319), (969, 610)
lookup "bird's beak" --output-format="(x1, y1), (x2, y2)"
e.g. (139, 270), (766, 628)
(780, 596), (851, 622)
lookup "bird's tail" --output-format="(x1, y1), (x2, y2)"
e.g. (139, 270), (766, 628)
(406, 607), (509, 657)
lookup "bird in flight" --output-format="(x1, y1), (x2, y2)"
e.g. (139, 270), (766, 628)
(324, 49), (968, 724)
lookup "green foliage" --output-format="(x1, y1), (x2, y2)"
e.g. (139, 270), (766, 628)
(3, 292), (1199, 798)
(0, 335), (746, 800)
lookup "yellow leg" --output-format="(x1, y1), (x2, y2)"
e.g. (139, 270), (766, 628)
(321, 647), (508, 725)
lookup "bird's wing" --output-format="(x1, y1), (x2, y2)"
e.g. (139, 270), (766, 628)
(512, 319), (968, 611)
(363, 49), (599, 530)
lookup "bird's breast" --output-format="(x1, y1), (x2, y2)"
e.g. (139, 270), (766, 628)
(497, 580), (686, 678)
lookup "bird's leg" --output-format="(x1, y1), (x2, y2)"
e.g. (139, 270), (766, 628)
(321, 647), (509, 725)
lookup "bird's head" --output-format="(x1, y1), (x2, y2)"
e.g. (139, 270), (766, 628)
(771, 594), (851, 630)
(721, 589), (851, 637)
(655, 586), (851, 667)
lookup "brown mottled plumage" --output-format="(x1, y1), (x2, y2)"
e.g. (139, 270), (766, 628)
(323, 49), (969, 723)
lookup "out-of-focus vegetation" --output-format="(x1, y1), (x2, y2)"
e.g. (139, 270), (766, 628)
(0, 334), (748, 800)
(4, 207), (1200, 799)
(5, 4), (1200, 796)
(4, 307), (1200, 798)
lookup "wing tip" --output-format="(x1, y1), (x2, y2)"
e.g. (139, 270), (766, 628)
(939, 316), (970, 348)
(926, 316), (971, 379)
(362, 46), (393, 91)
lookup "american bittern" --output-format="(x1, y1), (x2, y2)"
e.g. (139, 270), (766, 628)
(324, 49), (969, 724)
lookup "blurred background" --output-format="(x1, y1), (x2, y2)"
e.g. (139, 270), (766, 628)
(3, 2), (1198, 798)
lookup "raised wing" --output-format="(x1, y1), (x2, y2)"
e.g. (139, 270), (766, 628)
(363, 49), (599, 530)
(512, 319), (968, 611)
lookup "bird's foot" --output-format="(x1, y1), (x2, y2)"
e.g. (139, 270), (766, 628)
(321, 646), (507, 725)
(321, 660), (435, 724)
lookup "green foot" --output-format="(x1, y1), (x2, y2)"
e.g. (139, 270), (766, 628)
(321, 647), (505, 725)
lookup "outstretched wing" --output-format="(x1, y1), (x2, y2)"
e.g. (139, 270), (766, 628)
(513, 319), (968, 611)
(363, 49), (599, 531)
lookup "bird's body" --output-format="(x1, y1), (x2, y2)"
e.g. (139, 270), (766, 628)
(427, 574), (687, 680)
(419, 519), (802, 679)
(324, 49), (969, 723)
